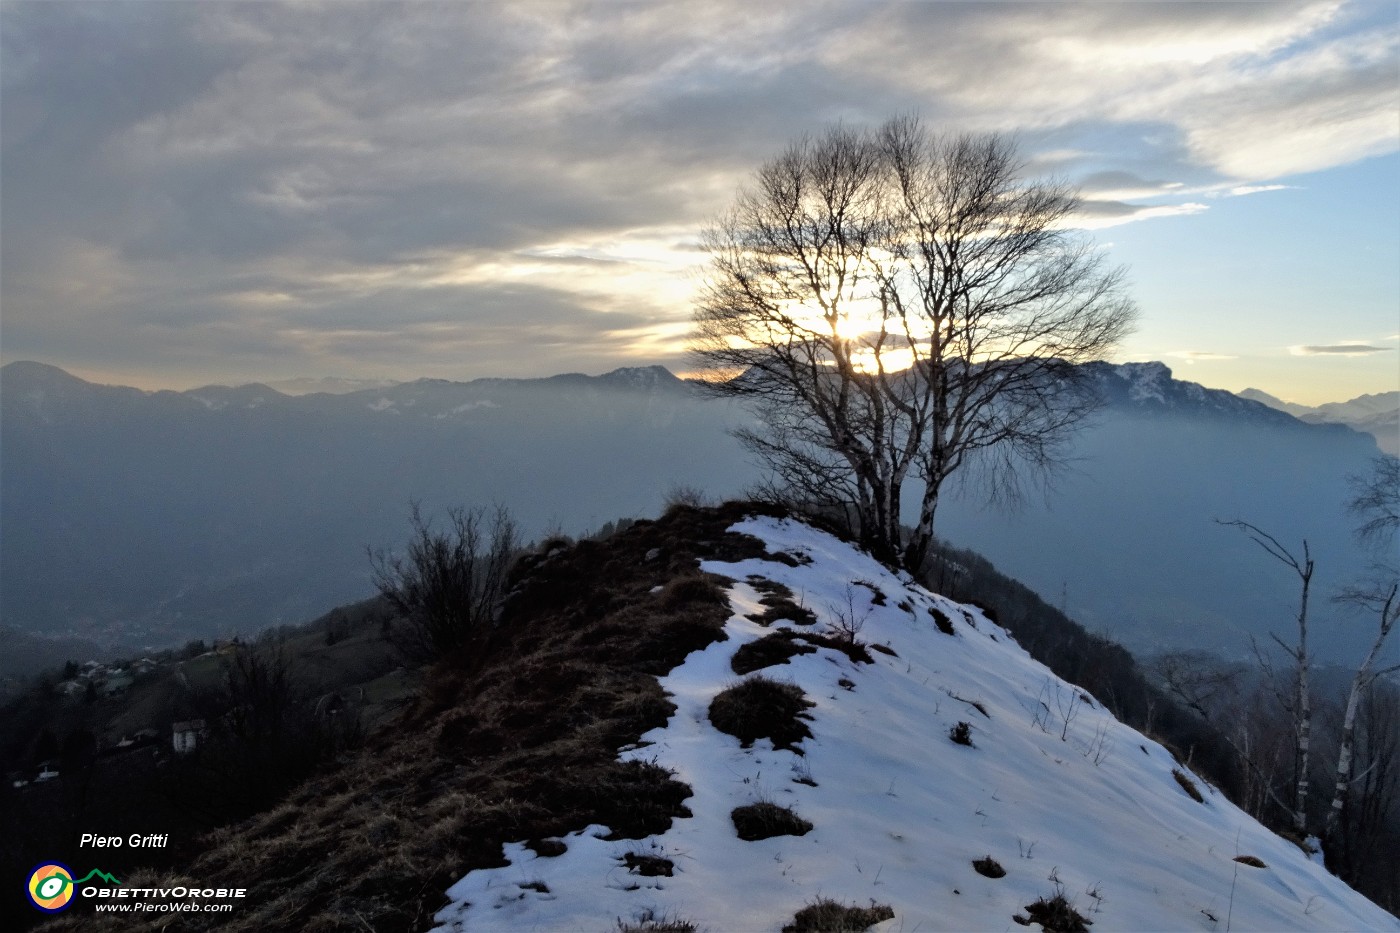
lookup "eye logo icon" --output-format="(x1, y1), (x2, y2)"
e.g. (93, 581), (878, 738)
(27, 862), (76, 912)
(26, 863), (120, 913)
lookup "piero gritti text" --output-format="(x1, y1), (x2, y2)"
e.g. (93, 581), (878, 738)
(80, 833), (169, 848)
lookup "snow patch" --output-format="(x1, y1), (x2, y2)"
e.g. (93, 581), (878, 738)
(434, 516), (1398, 932)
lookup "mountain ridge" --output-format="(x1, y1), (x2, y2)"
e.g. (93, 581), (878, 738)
(6, 358), (1389, 436)
(1, 358), (1388, 666)
(1236, 383), (1399, 455)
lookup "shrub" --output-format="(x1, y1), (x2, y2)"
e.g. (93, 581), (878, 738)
(782, 899), (895, 932)
(950, 721), (973, 746)
(973, 856), (1006, 878)
(1019, 892), (1092, 932)
(929, 606), (956, 636)
(618, 908), (697, 933)
(369, 503), (519, 663)
(828, 587), (872, 648)
(1233, 855), (1267, 868)
(537, 534), (574, 554)
(663, 484), (711, 512)
(709, 676), (814, 751)
(731, 801), (813, 840)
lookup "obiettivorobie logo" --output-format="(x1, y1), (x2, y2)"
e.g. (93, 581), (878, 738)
(26, 862), (121, 913)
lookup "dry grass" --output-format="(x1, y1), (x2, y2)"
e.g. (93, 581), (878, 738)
(39, 502), (791, 933)
(621, 851), (674, 876)
(730, 626), (873, 675)
(709, 675), (815, 751)
(745, 577), (819, 627)
(617, 908), (699, 933)
(949, 721), (974, 746)
(1172, 768), (1205, 803)
(929, 606), (956, 636)
(973, 856), (1006, 878)
(731, 629), (820, 674)
(782, 898), (895, 932)
(1017, 892), (1093, 932)
(731, 801), (814, 841)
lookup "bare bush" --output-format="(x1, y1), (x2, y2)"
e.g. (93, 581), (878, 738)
(369, 503), (520, 663)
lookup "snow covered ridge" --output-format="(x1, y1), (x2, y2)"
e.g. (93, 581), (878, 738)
(435, 517), (1397, 932)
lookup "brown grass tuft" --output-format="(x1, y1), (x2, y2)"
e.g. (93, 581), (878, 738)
(709, 675), (814, 751)
(1023, 892), (1092, 932)
(617, 908), (699, 933)
(1172, 768), (1205, 803)
(973, 856), (1006, 878)
(731, 801), (814, 841)
(782, 898), (895, 932)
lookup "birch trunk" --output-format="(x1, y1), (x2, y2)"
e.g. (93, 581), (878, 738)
(1325, 583), (1398, 840)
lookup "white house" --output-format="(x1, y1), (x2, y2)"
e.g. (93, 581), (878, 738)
(171, 719), (207, 754)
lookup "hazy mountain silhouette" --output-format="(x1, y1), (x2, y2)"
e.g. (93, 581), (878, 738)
(1, 360), (1387, 667)
(1240, 385), (1399, 455)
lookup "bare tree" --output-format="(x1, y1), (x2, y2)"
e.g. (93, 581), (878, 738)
(1155, 649), (1294, 822)
(1336, 686), (1400, 906)
(1327, 454), (1400, 842)
(369, 503), (519, 663)
(692, 117), (1136, 567)
(1326, 583), (1400, 840)
(1219, 520), (1315, 837)
(1349, 454), (1400, 548)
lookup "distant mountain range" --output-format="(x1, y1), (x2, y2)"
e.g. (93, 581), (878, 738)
(1238, 387), (1398, 456)
(265, 375), (403, 395)
(1, 359), (1391, 674)
(943, 362), (1387, 664)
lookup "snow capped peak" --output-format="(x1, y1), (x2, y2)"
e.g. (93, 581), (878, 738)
(434, 516), (1395, 932)
(1083, 361), (1297, 424)
(1115, 359), (1173, 383)
(1117, 360), (1172, 403)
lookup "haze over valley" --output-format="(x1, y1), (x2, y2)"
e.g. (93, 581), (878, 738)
(3, 358), (1390, 678)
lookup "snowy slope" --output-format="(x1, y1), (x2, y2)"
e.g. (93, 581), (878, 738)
(441, 515), (1395, 931)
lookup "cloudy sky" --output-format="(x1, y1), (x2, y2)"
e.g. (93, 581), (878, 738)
(2, 0), (1396, 404)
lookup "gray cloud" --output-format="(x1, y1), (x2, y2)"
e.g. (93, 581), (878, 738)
(2, 0), (1395, 386)
(1290, 344), (1391, 356)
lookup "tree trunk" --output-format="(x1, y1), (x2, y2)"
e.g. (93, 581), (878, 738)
(1327, 683), (1363, 840)
(1326, 583), (1398, 841)
(1292, 559), (1311, 837)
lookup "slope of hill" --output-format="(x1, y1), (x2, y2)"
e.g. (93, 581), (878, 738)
(30, 504), (1391, 931)
(432, 512), (1394, 932)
